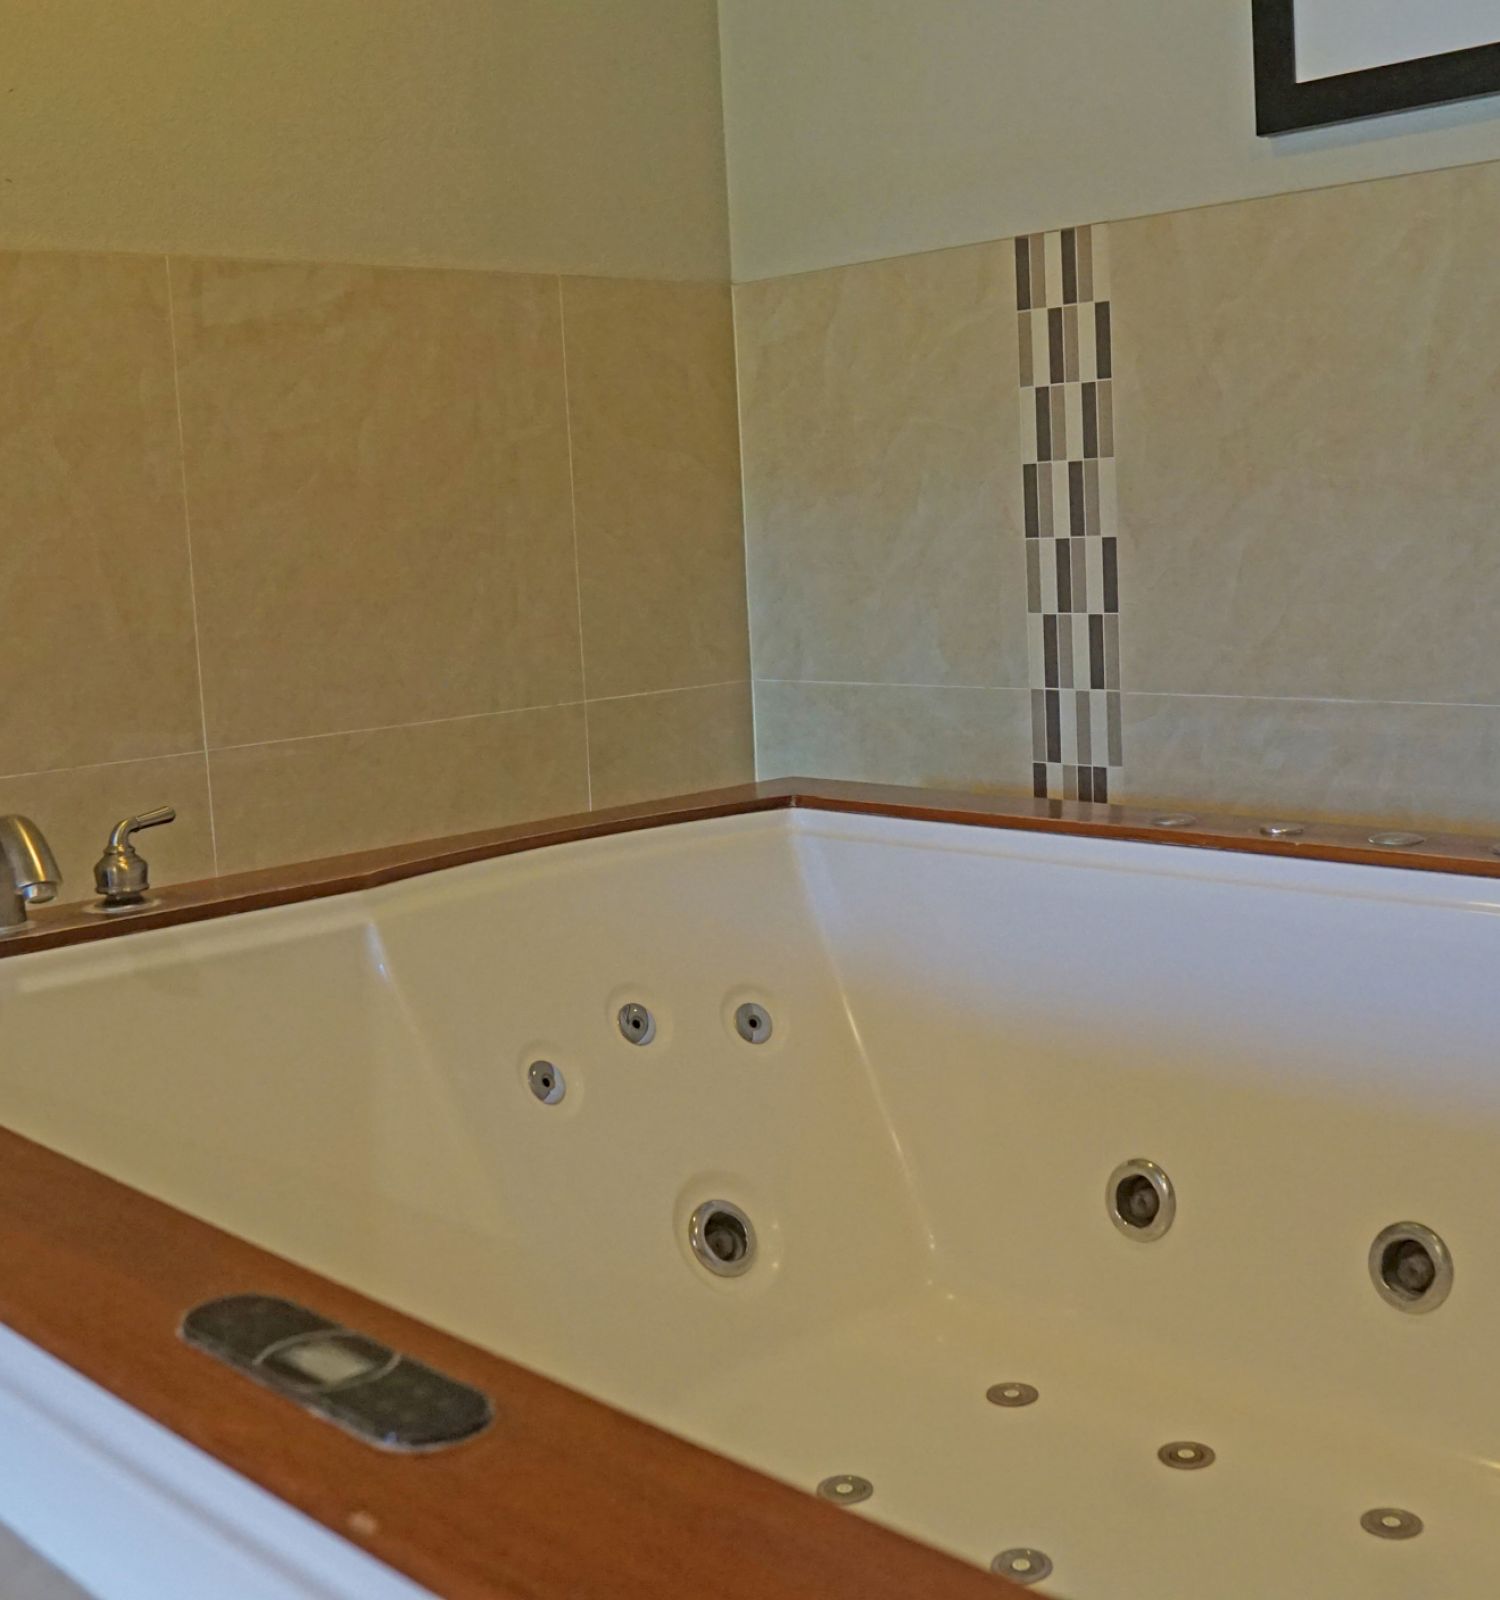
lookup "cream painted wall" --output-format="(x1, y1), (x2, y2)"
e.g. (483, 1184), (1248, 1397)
(718, 0), (1500, 280)
(0, 0), (729, 280)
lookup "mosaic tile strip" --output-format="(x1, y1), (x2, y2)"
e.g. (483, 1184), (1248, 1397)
(1014, 224), (1121, 803)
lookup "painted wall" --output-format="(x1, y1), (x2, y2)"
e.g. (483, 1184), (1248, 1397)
(0, 0), (730, 280)
(719, 0), (1500, 280)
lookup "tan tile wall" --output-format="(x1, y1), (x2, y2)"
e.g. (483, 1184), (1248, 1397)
(740, 158), (1500, 835)
(737, 244), (1033, 797)
(1111, 161), (1500, 831)
(14, 156), (1497, 886)
(738, 245), (1024, 689)
(0, 250), (751, 890)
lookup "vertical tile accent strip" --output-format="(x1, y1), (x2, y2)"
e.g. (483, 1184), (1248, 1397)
(1014, 223), (1122, 802)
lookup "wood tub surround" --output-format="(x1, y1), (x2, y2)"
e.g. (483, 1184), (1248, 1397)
(0, 1128), (1021, 1600)
(6, 775), (1500, 1598)
(9, 776), (1500, 962)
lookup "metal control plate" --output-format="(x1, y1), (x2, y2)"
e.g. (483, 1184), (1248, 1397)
(180, 1294), (494, 1453)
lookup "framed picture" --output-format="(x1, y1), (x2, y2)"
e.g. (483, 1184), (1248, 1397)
(1253, 0), (1500, 134)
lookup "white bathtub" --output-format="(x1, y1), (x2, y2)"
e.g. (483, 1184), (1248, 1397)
(1, 804), (1497, 1598)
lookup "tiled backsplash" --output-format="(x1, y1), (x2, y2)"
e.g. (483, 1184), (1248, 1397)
(10, 154), (1500, 887)
(742, 158), (1500, 835)
(737, 240), (1028, 797)
(0, 251), (752, 888)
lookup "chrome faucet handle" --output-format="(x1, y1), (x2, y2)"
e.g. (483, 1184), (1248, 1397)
(94, 806), (176, 907)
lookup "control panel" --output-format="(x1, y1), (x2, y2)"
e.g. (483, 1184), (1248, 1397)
(180, 1294), (494, 1452)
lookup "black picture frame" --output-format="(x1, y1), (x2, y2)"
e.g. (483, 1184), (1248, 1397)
(1253, 0), (1500, 134)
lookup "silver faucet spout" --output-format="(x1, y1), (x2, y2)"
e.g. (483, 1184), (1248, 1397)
(0, 815), (62, 935)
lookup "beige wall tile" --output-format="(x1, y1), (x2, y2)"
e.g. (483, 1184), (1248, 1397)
(0, 754), (214, 898)
(0, 251), (203, 773)
(209, 705), (589, 875)
(1115, 163), (1500, 705)
(1121, 693), (1500, 834)
(587, 683), (753, 810)
(174, 259), (583, 747)
(754, 681), (1032, 793)
(737, 245), (1026, 689)
(562, 278), (749, 698)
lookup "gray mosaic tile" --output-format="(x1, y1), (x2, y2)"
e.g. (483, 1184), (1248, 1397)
(1012, 225), (1124, 801)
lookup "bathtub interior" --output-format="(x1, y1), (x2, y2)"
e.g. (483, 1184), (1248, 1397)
(2, 808), (1498, 1598)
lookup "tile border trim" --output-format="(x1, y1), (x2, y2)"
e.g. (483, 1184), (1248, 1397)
(1014, 224), (1121, 803)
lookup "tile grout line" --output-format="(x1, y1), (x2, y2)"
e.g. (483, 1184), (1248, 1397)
(750, 679), (1500, 712)
(0, 680), (755, 786)
(183, 683), (754, 763)
(555, 276), (594, 811)
(163, 255), (221, 876)
(3, 673), (1494, 779)
(0, 750), (210, 786)
(756, 678), (1034, 693)
(210, 706), (584, 757)
(589, 679), (746, 705)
